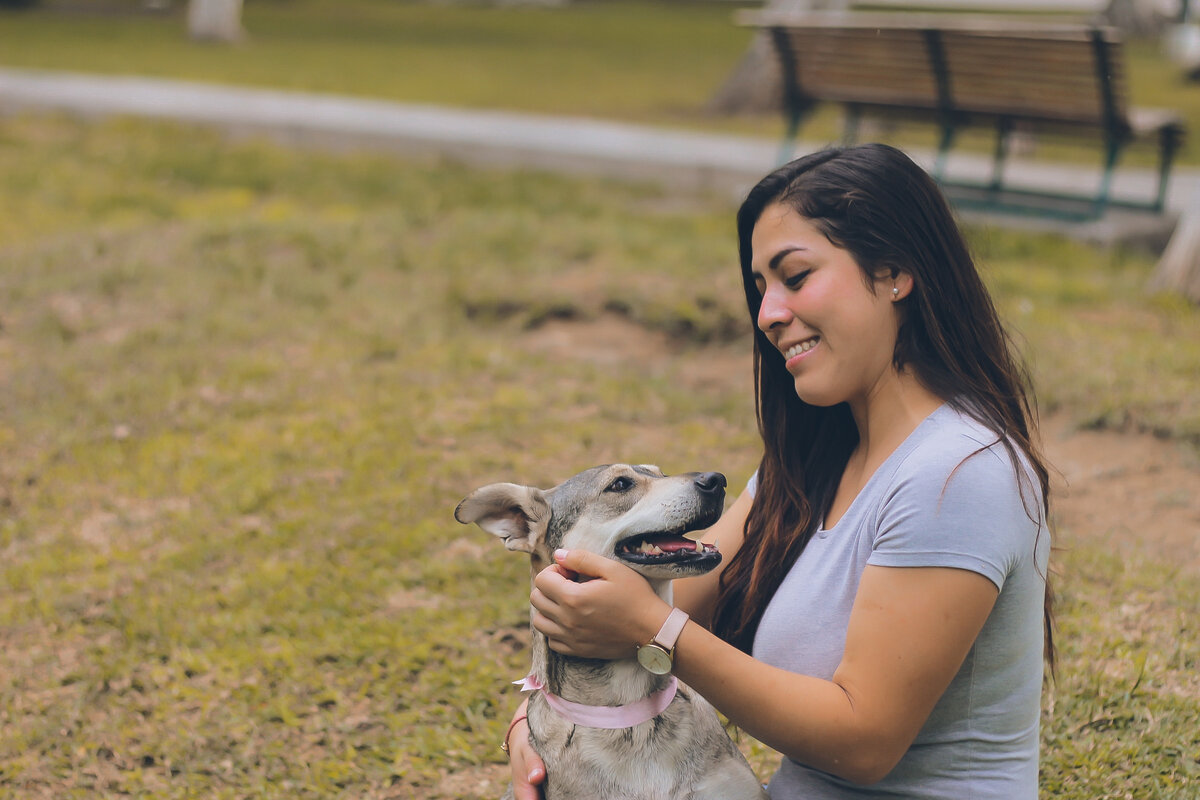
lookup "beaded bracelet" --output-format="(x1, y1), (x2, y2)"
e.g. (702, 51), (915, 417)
(500, 715), (528, 756)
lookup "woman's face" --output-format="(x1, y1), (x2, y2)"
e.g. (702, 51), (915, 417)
(750, 203), (904, 410)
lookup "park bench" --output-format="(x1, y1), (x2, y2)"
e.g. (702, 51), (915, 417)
(739, 11), (1187, 220)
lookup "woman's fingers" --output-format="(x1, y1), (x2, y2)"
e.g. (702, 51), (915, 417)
(527, 550), (669, 659)
(553, 548), (613, 579)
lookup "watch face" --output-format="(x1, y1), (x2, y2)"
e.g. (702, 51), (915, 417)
(637, 644), (672, 675)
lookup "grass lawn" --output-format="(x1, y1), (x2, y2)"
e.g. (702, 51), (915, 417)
(0, 0), (756, 123)
(1, 112), (1197, 798)
(0, 0), (1198, 168)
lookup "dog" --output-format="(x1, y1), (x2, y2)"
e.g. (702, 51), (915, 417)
(455, 464), (768, 800)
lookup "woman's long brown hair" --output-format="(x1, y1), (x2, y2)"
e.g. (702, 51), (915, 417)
(711, 144), (1055, 671)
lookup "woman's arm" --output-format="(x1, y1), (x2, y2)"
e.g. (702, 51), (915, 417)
(504, 697), (546, 800)
(674, 564), (997, 783)
(671, 487), (752, 628)
(532, 556), (997, 785)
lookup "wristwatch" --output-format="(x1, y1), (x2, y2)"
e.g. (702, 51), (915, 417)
(636, 607), (690, 675)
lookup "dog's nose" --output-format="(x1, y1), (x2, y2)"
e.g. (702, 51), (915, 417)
(693, 472), (727, 494)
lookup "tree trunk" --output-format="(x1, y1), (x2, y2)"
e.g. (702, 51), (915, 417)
(188, 0), (243, 43)
(706, 0), (848, 115)
(1148, 188), (1200, 303)
(1101, 0), (1174, 34)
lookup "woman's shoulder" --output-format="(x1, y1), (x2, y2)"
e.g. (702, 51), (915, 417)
(902, 404), (1023, 474)
(884, 404), (1038, 508)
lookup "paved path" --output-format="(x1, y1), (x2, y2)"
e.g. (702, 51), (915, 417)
(1, 66), (1195, 241)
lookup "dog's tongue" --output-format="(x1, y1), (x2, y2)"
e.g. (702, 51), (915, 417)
(621, 533), (717, 557)
(657, 537), (700, 553)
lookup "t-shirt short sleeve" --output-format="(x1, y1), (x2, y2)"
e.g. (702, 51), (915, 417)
(868, 434), (1041, 592)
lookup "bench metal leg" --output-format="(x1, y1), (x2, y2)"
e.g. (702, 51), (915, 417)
(1153, 127), (1182, 212)
(778, 108), (802, 165)
(934, 121), (957, 181)
(989, 118), (1013, 194)
(1093, 136), (1122, 217)
(769, 25), (808, 166)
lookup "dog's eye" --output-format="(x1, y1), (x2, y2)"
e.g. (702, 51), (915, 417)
(605, 476), (635, 493)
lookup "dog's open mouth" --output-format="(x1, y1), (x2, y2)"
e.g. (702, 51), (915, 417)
(616, 532), (720, 565)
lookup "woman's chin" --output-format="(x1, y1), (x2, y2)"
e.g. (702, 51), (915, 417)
(793, 385), (841, 407)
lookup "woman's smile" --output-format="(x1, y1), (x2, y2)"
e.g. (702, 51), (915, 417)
(782, 336), (820, 369)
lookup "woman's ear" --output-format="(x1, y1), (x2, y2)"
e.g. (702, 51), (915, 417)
(891, 270), (915, 302)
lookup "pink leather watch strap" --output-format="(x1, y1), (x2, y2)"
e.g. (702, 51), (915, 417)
(653, 607), (690, 651)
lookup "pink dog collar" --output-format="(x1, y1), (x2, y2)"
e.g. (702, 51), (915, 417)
(515, 673), (678, 729)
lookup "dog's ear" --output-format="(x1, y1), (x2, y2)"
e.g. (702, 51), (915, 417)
(453, 483), (550, 554)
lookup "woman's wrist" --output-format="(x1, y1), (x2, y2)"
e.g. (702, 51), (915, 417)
(501, 698), (531, 755)
(500, 714), (528, 756)
(637, 601), (677, 648)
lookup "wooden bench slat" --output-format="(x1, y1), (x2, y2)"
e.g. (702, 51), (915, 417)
(765, 21), (1159, 130)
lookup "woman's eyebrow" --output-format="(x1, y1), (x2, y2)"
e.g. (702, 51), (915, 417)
(767, 246), (807, 272)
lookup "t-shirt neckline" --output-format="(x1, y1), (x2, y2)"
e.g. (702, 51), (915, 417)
(817, 403), (949, 535)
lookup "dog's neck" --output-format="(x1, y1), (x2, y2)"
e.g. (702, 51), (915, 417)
(528, 569), (675, 707)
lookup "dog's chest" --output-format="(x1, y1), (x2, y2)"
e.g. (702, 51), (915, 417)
(527, 692), (714, 799)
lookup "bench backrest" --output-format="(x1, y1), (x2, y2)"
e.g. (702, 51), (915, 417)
(751, 14), (1131, 130)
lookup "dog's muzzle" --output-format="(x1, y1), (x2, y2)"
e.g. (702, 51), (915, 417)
(616, 473), (725, 570)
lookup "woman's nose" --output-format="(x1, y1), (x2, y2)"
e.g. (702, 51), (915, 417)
(757, 285), (791, 332)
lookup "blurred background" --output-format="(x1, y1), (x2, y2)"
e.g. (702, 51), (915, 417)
(1, 1), (1197, 798)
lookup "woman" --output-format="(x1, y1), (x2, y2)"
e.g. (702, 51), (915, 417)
(507, 143), (1053, 799)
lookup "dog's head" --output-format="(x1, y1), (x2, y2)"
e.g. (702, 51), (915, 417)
(454, 464), (725, 582)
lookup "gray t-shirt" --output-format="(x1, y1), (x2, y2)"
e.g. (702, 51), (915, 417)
(747, 404), (1049, 799)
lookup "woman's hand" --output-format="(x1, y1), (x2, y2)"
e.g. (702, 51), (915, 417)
(531, 549), (669, 659)
(504, 699), (545, 800)
(507, 716), (546, 800)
